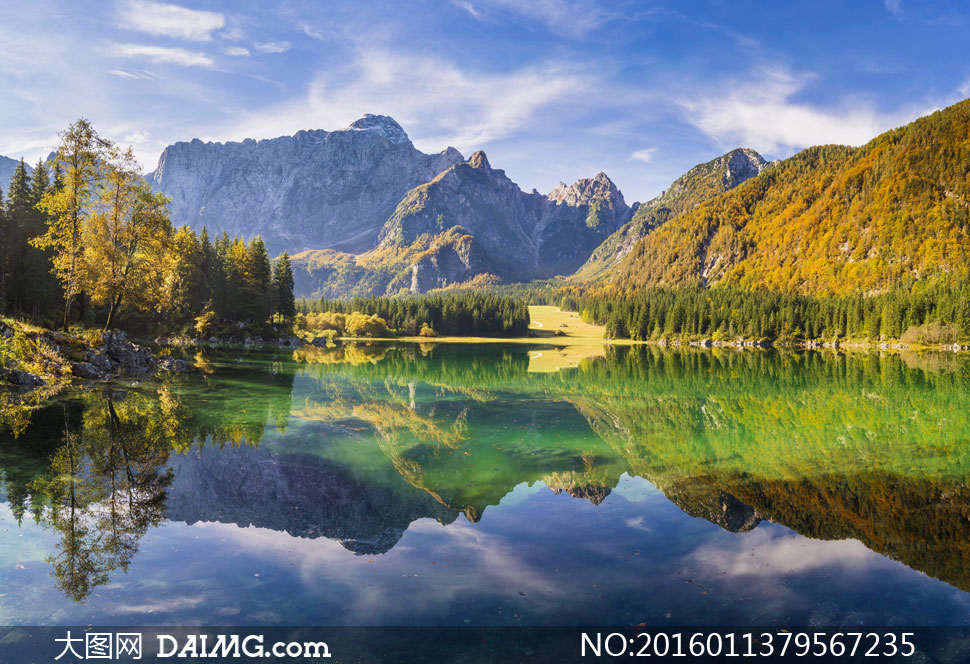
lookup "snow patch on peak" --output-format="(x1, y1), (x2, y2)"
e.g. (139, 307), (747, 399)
(346, 114), (410, 144)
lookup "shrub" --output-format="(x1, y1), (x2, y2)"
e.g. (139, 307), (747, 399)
(900, 321), (961, 345)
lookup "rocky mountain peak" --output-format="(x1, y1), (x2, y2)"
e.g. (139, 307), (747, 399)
(467, 150), (492, 171)
(148, 116), (463, 255)
(723, 148), (769, 188)
(346, 114), (410, 144)
(547, 172), (623, 207)
(440, 146), (464, 162)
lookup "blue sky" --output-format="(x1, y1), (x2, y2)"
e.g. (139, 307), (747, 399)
(1, 0), (968, 202)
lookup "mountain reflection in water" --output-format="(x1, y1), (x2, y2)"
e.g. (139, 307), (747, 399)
(2, 343), (970, 625)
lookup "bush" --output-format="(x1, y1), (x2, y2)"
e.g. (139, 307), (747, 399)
(194, 310), (218, 338)
(900, 321), (961, 345)
(418, 323), (437, 337)
(345, 313), (393, 338)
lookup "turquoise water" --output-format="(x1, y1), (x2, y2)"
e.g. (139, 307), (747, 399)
(2, 344), (970, 626)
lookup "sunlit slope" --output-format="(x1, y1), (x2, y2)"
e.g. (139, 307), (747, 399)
(612, 99), (970, 294)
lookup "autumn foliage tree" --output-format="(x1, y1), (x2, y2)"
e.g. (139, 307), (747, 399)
(33, 119), (113, 330)
(85, 147), (173, 330)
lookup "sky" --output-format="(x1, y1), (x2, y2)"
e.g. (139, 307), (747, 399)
(1, 0), (969, 202)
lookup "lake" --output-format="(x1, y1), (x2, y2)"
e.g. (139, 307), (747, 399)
(2, 343), (970, 627)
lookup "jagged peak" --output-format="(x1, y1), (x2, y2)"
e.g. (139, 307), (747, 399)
(345, 114), (410, 144)
(467, 150), (491, 171)
(440, 146), (464, 161)
(547, 171), (621, 204)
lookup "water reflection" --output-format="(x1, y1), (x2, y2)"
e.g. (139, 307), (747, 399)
(1, 343), (970, 622)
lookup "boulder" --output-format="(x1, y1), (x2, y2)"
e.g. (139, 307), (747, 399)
(101, 330), (155, 374)
(71, 362), (104, 380)
(6, 369), (46, 388)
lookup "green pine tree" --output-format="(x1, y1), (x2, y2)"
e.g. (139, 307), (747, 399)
(273, 252), (296, 322)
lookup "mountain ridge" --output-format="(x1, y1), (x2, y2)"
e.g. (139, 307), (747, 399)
(574, 147), (769, 281)
(610, 99), (970, 295)
(146, 114), (465, 256)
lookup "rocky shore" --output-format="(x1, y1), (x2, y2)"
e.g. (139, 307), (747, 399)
(2, 326), (191, 392)
(649, 336), (970, 352)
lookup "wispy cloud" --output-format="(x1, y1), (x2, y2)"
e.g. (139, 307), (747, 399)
(629, 147), (656, 163)
(451, 0), (481, 18)
(111, 43), (214, 68)
(455, 0), (614, 38)
(678, 68), (921, 154)
(224, 48), (593, 152)
(224, 46), (251, 57)
(253, 41), (292, 54)
(885, 0), (903, 18)
(108, 69), (140, 79)
(116, 0), (225, 41)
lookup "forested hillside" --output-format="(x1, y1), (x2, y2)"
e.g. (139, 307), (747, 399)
(611, 100), (970, 295)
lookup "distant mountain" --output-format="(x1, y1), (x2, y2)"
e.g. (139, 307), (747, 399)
(144, 113), (637, 297)
(290, 151), (633, 297)
(379, 150), (633, 281)
(611, 100), (970, 294)
(147, 114), (464, 255)
(575, 148), (768, 280)
(0, 155), (31, 191)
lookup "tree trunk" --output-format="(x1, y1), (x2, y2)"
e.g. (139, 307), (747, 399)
(103, 293), (123, 332)
(62, 292), (72, 331)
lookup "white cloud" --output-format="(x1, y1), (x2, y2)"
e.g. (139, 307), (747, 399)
(678, 68), (922, 154)
(451, 0), (481, 17)
(111, 43), (214, 68)
(223, 46), (251, 57)
(629, 147), (656, 163)
(117, 0), (225, 41)
(253, 41), (292, 54)
(457, 0), (613, 37)
(224, 48), (592, 153)
(885, 0), (903, 17)
(108, 69), (140, 79)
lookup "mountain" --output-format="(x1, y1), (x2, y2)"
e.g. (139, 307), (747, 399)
(379, 151), (632, 280)
(147, 114), (464, 255)
(611, 100), (970, 294)
(574, 148), (768, 280)
(291, 150), (634, 297)
(0, 155), (31, 191)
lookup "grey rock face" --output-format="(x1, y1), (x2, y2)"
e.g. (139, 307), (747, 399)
(147, 115), (464, 255)
(721, 147), (769, 188)
(380, 151), (633, 281)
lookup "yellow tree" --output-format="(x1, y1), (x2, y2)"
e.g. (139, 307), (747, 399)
(33, 119), (113, 330)
(85, 147), (173, 330)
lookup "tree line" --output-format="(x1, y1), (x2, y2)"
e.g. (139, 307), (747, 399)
(297, 292), (530, 337)
(571, 283), (970, 343)
(0, 119), (295, 335)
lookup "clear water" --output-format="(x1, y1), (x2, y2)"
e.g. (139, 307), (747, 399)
(2, 343), (970, 627)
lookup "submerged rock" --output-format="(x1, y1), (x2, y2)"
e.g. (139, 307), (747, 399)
(155, 355), (189, 373)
